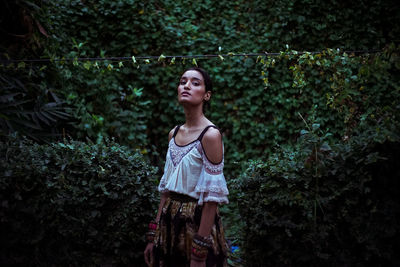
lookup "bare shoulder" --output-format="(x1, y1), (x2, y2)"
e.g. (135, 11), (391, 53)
(168, 126), (178, 142)
(201, 127), (223, 164)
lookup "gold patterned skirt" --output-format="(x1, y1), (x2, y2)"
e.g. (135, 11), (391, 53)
(153, 192), (229, 267)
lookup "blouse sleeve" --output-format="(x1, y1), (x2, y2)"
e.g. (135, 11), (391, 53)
(158, 151), (170, 193)
(195, 146), (229, 205)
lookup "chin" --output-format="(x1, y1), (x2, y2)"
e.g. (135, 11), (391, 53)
(178, 99), (202, 107)
(178, 97), (192, 103)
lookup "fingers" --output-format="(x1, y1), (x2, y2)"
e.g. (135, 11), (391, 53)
(144, 248), (150, 266)
(144, 244), (154, 267)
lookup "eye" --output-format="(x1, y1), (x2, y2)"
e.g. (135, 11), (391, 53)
(193, 81), (200, 86)
(179, 80), (186, 85)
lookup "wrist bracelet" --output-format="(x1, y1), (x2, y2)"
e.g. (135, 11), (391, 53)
(148, 221), (158, 231)
(145, 220), (158, 243)
(191, 233), (212, 261)
(193, 233), (213, 248)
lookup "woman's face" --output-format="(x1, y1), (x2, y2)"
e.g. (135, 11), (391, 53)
(177, 70), (210, 106)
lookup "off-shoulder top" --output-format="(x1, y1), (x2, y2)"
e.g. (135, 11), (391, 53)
(158, 125), (229, 205)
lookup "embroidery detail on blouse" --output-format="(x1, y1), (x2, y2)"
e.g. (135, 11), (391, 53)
(204, 161), (224, 174)
(195, 184), (229, 194)
(169, 138), (199, 167)
(158, 174), (167, 191)
(158, 133), (229, 205)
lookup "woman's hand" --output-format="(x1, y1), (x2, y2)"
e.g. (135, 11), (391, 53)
(190, 259), (206, 267)
(144, 242), (154, 266)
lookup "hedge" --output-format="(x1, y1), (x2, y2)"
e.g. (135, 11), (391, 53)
(0, 136), (158, 266)
(232, 120), (400, 266)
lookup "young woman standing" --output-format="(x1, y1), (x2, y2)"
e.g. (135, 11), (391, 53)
(144, 67), (229, 267)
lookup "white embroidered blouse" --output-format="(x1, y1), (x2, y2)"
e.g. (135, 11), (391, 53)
(158, 125), (229, 205)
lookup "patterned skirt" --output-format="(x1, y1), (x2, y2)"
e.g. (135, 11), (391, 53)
(153, 192), (229, 267)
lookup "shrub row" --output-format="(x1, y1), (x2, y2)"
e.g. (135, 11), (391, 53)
(232, 121), (400, 266)
(0, 136), (158, 266)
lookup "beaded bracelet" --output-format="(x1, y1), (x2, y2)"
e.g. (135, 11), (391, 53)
(191, 234), (212, 261)
(148, 221), (158, 231)
(145, 221), (158, 243)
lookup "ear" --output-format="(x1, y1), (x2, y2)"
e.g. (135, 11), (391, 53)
(204, 91), (211, 101)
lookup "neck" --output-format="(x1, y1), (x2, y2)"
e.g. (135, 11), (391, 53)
(183, 104), (206, 128)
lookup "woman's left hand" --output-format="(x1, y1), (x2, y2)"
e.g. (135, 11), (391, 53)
(190, 259), (206, 267)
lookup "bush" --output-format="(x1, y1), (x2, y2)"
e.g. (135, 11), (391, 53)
(0, 136), (158, 266)
(233, 120), (400, 266)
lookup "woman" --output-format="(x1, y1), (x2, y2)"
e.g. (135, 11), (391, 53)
(144, 67), (229, 267)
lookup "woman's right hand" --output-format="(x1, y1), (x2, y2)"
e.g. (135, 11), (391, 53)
(144, 242), (154, 266)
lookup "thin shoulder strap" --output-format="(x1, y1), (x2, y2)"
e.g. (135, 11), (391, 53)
(172, 125), (181, 138)
(197, 125), (218, 141)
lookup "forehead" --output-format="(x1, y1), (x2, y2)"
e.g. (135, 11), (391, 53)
(181, 70), (204, 81)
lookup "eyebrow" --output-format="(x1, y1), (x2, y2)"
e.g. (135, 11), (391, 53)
(180, 76), (203, 81)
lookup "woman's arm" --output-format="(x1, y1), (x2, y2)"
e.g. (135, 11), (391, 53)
(144, 127), (176, 266)
(145, 191), (168, 266)
(155, 191), (169, 222)
(197, 202), (217, 236)
(197, 127), (223, 235)
(155, 127), (175, 222)
(190, 128), (223, 267)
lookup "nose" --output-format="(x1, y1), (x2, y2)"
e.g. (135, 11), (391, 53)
(184, 80), (191, 90)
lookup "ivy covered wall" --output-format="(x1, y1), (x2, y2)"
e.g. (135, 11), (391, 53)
(37, 0), (400, 178)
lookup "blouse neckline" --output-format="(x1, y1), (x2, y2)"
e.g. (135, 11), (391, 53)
(172, 124), (217, 147)
(173, 137), (199, 147)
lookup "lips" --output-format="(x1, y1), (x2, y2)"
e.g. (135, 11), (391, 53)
(181, 92), (191, 96)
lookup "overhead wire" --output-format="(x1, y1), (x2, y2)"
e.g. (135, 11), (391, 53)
(0, 49), (381, 65)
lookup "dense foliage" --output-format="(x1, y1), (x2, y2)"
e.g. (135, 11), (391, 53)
(0, 66), (70, 141)
(0, 136), (158, 266)
(0, 1), (70, 142)
(1, 0), (400, 266)
(229, 47), (400, 265)
(31, 0), (400, 178)
(233, 122), (400, 266)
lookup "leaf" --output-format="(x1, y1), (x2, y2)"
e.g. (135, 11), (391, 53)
(83, 61), (91, 70)
(17, 62), (26, 69)
(312, 124), (320, 130)
(300, 129), (309, 135)
(158, 54), (166, 62)
(319, 142), (331, 152)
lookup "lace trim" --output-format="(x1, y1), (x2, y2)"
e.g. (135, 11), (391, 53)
(195, 172), (229, 195)
(198, 191), (229, 205)
(158, 175), (167, 191)
(169, 139), (199, 167)
(195, 184), (229, 195)
(203, 195), (229, 204)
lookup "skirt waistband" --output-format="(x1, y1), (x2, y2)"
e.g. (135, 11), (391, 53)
(169, 192), (197, 203)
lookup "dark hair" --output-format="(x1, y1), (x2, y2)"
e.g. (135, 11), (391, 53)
(183, 67), (213, 113)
